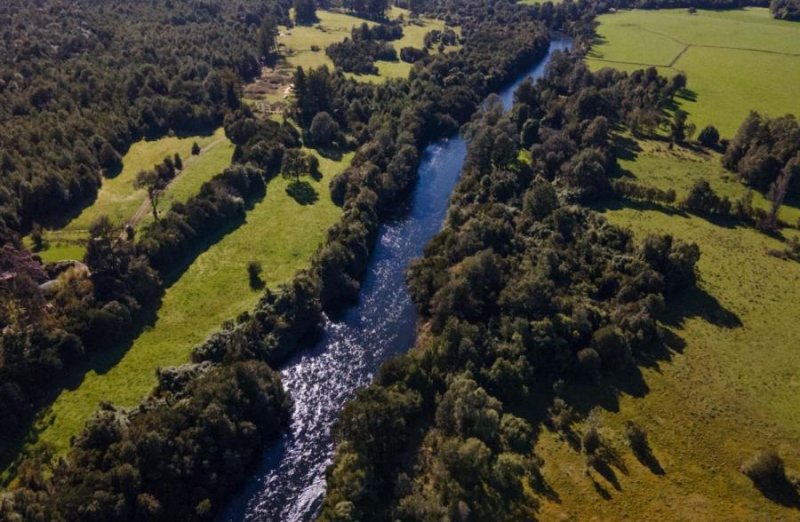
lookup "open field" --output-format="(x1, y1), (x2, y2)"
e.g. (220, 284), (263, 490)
(536, 204), (800, 520)
(586, 8), (800, 136)
(13, 149), (349, 464)
(531, 135), (800, 517)
(615, 137), (800, 226)
(29, 128), (234, 262)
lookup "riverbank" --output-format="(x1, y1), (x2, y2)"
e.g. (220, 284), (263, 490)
(222, 35), (573, 521)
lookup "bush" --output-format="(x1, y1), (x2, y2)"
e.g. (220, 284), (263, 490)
(400, 46), (427, 63)
(247, 260), (264, 288)
(309, 111), (341, 148)
(682, 179), (731, 215)
(697, 125), (720, 148)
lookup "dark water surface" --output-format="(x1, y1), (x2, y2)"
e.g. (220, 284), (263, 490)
(221, 34), (573, 522)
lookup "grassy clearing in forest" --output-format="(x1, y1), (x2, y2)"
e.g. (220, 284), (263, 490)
(614, 137), (800, 226)
(16, 149), (349, 463)
(29, 128), (234, 262)
(586, 8), (800, 136)
(279, 7), (456, 82)
(534, 139), (800, 520)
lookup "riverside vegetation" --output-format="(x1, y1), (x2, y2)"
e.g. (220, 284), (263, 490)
(2, 0), (799, 519)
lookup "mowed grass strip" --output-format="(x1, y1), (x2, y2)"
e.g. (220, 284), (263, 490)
(536, 206), (800, 521)
(586, 8), (800, 136)
(25, 150), (349, 458)
(30, 128), (234, 262)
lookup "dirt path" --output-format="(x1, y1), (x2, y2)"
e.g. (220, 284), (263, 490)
(126, 137), (225, 228)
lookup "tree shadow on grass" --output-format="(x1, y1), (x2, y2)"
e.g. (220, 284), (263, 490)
(286, 180), (319, 205)
(662, 284), (742, 330)
(1, 188), (268, 482)
(752, 479), (800, 509)
(612, 134), (642, 163)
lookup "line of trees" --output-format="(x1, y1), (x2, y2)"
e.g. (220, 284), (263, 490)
(723, 112), (800, 231)
(0, 1), (562, 519)
(0, 0), (292, 245)
(770, 0), (800, 19)
(321, 52), (701, 522)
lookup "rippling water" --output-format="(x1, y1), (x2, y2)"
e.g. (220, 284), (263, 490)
(220, 35), (573, 522)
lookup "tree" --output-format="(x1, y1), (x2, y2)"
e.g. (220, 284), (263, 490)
(174, 153), (183, 171)
(191, 142), (201, 155)
(99, 142), (122, 176)
(670, 73), (687, 95)
(670, 110), (689, 143)
(134, 169), (167, 222)
(281, 148), (317, 181)
(765, 155), (798, 231)
(697, 125), (720, 148)
(30, 223), (44, 252)
(294, 0), (317, 24)
(309, 111), (340, 148)
(247, 261), (264, 288)
(258, 17), (278, 61)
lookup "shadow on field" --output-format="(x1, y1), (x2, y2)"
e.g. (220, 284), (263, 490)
(505, 274), (743, 502)
(0, 188), (267, 483)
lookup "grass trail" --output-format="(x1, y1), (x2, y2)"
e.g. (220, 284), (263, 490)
(23, 151), (349, 460)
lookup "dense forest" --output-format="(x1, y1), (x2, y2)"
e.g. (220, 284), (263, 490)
(0, 0), (580, 519)
(0, 0), (290, 242)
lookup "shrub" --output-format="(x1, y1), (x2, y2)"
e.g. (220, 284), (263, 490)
(697, 125), (720, 148)
(400, 46), (427, 63)
(247, 260), (264, 288)
(741, 450), (788, 489)
(682, 179), (731, 215)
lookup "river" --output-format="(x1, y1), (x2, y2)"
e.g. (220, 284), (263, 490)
(220, 34), (573, 522)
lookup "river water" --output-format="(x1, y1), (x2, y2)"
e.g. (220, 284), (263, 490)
(220, 34), (573, 522)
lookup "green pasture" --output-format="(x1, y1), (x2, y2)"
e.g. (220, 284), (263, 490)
(279, 7), (457, 82)
(29, 128), (233, 262)
(615, 137), (800, 226)
(12, 149), (349, 467)
(586, 8), (800, 136)
(537, 203), (800, 520)
(534, 132), (800, 519)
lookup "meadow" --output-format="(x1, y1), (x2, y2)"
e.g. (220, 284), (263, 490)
(14, 150), (349, 463)
(586, 8), (800, 136)
(531, 128), (800, 519)
(615, 137), (800, 225)
(278, 7), (456, 82)
(29, 128), (234, 262)
(536, 204), (800, 520)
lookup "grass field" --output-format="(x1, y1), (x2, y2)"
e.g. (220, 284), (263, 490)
(13, 149), (349, 465)
(586, 8), (800, 136)
(279, 7), (456, 82)
(536, 205), (800, 520)
(29, 128), (234, 262)
(531, 133), (800, 518)
(615, 137), (800, 226)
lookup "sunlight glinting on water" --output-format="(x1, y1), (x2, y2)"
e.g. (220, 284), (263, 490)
(220, 35), (572, 522)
